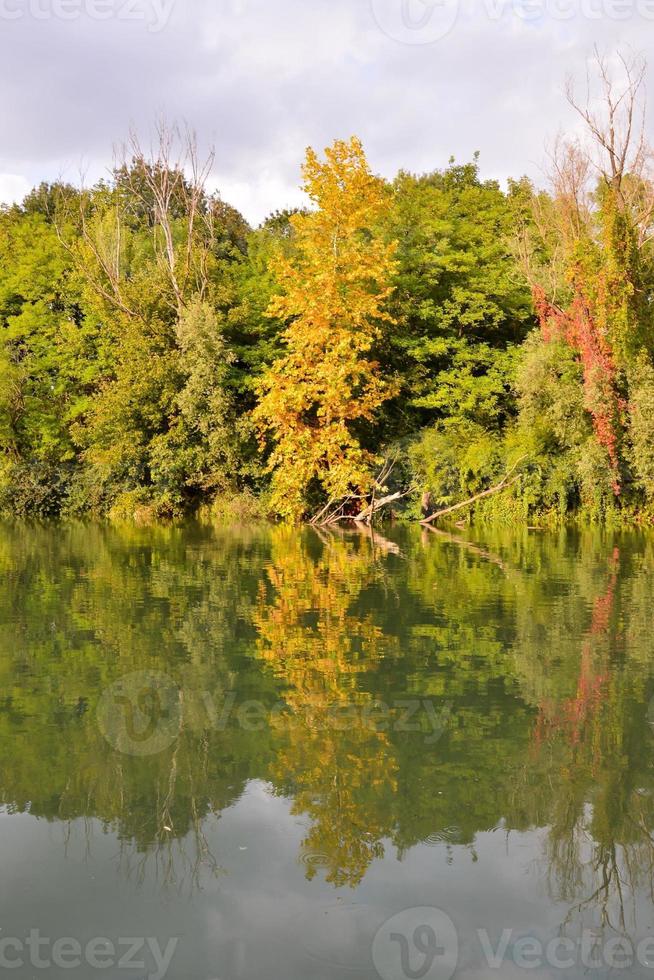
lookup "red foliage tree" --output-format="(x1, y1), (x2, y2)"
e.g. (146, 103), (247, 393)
(532, 283), (623, 495)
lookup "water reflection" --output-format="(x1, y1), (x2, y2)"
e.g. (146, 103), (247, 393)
(1, 522), (654, 976)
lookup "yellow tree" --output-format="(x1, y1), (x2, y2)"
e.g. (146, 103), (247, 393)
(253, 137), (398, 520)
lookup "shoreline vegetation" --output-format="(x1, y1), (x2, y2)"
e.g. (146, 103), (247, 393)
(2, 52), (654, 528)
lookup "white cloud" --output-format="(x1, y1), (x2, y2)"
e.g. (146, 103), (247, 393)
(0, 173), (31, 205)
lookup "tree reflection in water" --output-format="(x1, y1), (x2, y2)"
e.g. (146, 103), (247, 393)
(1, 521), (654, 936)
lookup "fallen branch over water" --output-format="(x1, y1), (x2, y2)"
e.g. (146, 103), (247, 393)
(420, 457), (526, 527)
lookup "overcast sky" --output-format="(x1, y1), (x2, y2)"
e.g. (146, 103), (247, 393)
(0, 0), (652, 224)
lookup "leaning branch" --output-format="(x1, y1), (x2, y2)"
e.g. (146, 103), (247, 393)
(420, 459), (526, 527)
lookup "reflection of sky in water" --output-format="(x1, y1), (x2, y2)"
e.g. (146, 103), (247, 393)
(3, 792), (653, 979)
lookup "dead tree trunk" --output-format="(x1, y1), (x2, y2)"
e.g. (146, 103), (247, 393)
(353, 490), (407, 524)
(421, 491), (433, 520)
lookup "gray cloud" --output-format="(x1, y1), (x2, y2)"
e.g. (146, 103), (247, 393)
(0, 0), (652, 222)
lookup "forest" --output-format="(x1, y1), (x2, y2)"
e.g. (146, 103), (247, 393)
(1, 52), (654, 525)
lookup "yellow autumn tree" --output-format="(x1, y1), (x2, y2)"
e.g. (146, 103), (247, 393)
(253, 137), (398, 520)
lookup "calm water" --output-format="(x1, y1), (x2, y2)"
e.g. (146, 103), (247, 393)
(2, 522), (654, 979)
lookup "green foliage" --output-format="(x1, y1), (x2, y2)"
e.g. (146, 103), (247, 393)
(407, 328), (630, 525)
(628, 354), (654, 500)
(0, 199), (91, 515)
(512, 332), (606, 518)
(174, 298), (239, 490)
(1, 125), (653, 524)
(385, 159), (535, 434)
(409, 419), (504, 506)
(0, 160), (255, 519)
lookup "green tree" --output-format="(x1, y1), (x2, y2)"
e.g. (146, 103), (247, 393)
(385, 159), (534, 435)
